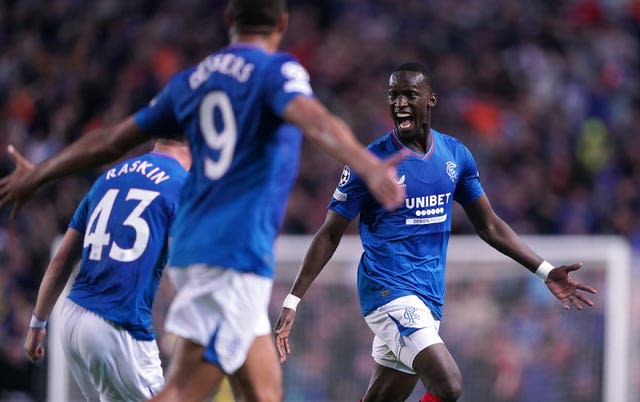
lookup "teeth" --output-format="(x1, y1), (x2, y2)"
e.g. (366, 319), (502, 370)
(397, 113), (410, 118)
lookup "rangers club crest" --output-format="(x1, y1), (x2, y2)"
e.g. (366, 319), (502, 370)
(446, 161), (457, 182)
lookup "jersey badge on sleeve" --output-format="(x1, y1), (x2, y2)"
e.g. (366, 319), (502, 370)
(333, 188), (347, 202)
(338, 166), (350, 187)
(282, 61), (313, 95)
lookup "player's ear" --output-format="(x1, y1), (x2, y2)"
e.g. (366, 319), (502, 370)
(277, 12), (289, 34)
(428, 93), (437, 108)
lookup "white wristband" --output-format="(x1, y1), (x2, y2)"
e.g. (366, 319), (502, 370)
(282, 294), (301, 311)
(30, 314), (47, 329)
(535, 260), (554, 280)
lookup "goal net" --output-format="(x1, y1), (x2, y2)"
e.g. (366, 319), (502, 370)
(47, 235), (633, 402)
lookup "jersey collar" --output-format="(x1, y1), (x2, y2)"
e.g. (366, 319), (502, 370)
(391, 129), (436, 160)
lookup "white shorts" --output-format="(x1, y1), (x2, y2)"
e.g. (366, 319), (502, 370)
(364, 295), (443, 374)
(164, 264), (272, 374)
(60, 299), (164, 402)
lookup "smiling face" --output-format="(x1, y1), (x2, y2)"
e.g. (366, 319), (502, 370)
(387, 70), (436, 144)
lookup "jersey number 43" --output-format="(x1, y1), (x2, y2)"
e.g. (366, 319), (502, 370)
(84, 188), (160, 262)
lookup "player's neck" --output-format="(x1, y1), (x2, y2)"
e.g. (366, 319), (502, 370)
(398, 127), (432, 155)
(230, 33), (280, 53)
(152, 143), (191, 170)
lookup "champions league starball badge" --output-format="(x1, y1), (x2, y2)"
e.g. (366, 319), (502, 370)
(339, 166), (351, 187)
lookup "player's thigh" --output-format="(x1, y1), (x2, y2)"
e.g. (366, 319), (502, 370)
(412, 342), (461, 394)
(363, 362), (418, 402)
(59, 300), (104, 402)
(230, 334), (283, 402)
(161, 336), (226, 402)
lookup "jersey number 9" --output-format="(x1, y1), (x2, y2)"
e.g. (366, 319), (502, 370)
(200, 91), (237, 180)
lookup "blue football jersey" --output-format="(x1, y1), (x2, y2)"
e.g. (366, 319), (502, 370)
(134, 44), (312, 277)
(68, 152), (188, 340)
(329, 129), (484, 320)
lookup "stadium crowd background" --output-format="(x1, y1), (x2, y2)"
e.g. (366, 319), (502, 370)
(0, 0), (638, 401)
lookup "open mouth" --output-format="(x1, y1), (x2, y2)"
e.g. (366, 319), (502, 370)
(396, 112), (414, 130)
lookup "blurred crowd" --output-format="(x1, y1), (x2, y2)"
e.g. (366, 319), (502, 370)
(0, 0), (639, 400)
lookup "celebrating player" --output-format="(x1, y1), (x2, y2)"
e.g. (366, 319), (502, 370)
(23, 139), (190, 401)
(274, 63), (598, 402)
(2, 1), (406, 401)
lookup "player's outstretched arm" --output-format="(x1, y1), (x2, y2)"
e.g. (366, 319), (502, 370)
(0, 116), (148, 217)
(463, 195), (597, 309)
(274, 211), (351, 363)
(24, 228), (83, 362)
(283, 96), (405, 211)
(545, 263), (597, 310)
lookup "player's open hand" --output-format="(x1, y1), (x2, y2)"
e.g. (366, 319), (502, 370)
(24, 327), (47, 363)
(274, 308), (297, 363)
(545, 263), (597, 310)
(363, 151), (406, 211)
(0, 145), (37, 219)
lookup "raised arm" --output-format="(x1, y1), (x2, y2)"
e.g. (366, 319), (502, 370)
(274, 210), (351, 363)
(463, 194), (597, 310)
(283, 96), (405, 211)
(24, 228), (83, 362)
(0, 116), (148, 218)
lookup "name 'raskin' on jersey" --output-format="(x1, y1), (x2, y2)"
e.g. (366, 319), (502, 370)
(188, 53), (255, 89)
(104, 159), (171, 185)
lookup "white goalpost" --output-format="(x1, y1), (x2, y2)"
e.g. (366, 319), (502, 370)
(46, 234), (633, 402)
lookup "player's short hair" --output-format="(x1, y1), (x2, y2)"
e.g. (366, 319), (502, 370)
(393, 62), (434, 91)
(228, 0), (287, 34)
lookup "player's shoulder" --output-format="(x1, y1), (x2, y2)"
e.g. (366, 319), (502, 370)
(432, 129), (468, 151)
(265, 50), (308, 77)
(367, 130), (398, 157)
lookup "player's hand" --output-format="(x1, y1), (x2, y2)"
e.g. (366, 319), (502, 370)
(0, 145), (37, 219)
(545, 263), (597, 310)
(24, 327), (47, 363)
(362, 151), (406, 211)
(274, 308), (297, 363)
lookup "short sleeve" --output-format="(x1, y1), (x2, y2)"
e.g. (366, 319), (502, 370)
(327, 165), (368, 221)
(453, 145), (484, 205)
(134, 74), (184, 137)
(69, 194), (90, 233)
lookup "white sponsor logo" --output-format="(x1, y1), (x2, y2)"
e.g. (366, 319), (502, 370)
(405, 193), (451, 209)
(406, 214), (447, 225)
(404, 192), (451, 225)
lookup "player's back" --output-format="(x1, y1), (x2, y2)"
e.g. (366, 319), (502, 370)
(68, 152), (188, 340)
(146, 45), (311, 277)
